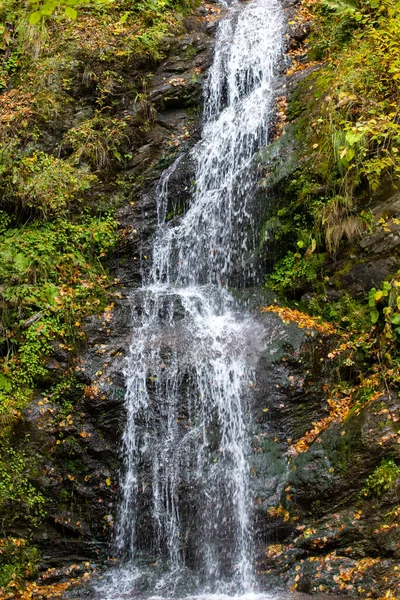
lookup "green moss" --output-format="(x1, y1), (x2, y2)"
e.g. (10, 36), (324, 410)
(322, 427), (356, 475)
(184, 43), (198, 59)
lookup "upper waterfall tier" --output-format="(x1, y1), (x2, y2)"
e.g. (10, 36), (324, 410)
(150, 0), (284, 287)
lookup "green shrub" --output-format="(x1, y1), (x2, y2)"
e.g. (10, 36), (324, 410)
(0, 538), (39, 589)
(65, 114), (129, 170)
(361, 459), (400, 498)
(14, 152), (96, 218)
(0, 215), (117, 404)
(267, 251), (325, 295)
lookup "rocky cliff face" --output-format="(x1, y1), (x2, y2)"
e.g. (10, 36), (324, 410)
(251, 320), (400, 597)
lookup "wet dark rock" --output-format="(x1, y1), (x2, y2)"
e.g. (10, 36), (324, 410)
(254, 325), (400, 595)
(341, 256), (399, 296)
(104, 18), (217, 288)
(287, 21), (311, 50)
(247, 294), (400, 595)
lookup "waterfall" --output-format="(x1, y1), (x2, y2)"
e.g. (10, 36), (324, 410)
(100, 0), (284, 596)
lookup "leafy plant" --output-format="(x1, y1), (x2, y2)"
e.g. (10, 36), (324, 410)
(13, 152), (96, 218)
(0, 441), (46, 529)
(65, 114), (130, 170)
(28, 0), (114, 24)
(368, 276), (400, 333)
(0, 538), (39, 590)
(267, 250), (325, 295)
(361, 458), (400, 498)
(0, 215), (117, 404)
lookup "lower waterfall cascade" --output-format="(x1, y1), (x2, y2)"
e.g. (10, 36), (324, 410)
(98, 0), (285, 597)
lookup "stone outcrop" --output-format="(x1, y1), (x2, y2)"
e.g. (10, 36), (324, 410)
(251, 318), (400, 597)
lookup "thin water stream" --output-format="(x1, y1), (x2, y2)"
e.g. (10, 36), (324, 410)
(97, 0), (284, 597)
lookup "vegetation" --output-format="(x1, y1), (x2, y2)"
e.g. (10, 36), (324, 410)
(0, 215), (117, 402)
(0, 538), (39, 590)
(263, 0), (400, 378)
(264, 0), (400, 278)
(361, 459), (400, 498)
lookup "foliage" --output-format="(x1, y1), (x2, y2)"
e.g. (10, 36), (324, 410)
(261, 305), (337, 335)
(12, 152), (96, 218)
(0, 562), (98, 598)
(65, 114), (130, 170)
(0, 441), (46, 530)
(262, 0), (400, 397)
(263, 0), (400, 276)
(312, 0), (400, 198)
(0, 215), (118, 403)
(308, 293), (370, 332)
(267, 250), (324, 295)
(368, 274), (400, 330)
(27, 0), (195, 25)
(361, 458), (400, 497)
(0, 538), (39, 590)
(29, 0), (87, 24)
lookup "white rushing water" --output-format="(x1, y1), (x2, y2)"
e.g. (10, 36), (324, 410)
(99, 0), (284, 597)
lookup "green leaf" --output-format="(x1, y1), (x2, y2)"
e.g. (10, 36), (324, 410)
(370, 309), (379, 324)
(41, 6), (55, 15)
(346, 147), (355, 162)
(13, 252), (30, 273)
(65, 6), (78, 19)
(119, 11), (130, 23)
(310, 238), (317, 253)
(374, 290), (384, 302)
(43, 284), (59, 305)
(0, 373), (11, 391)
(390, 313), (400, 325)
(345, 131), (363, 147)
(29, 11), (42, 24)
(368, 288), (377, 307)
